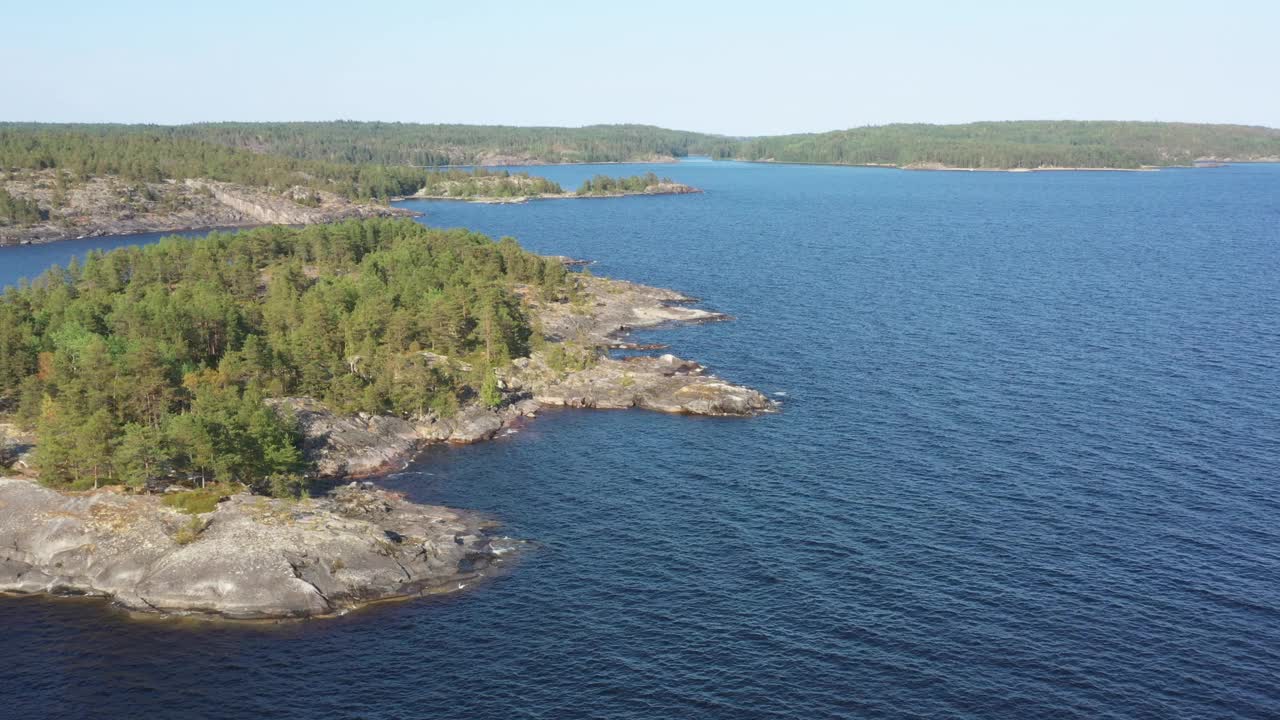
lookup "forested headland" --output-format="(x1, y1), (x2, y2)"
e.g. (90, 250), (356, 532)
(711, 121), (1280, 169)
(0, 219), (576, 494)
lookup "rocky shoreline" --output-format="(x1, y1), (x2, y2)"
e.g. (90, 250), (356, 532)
(0, 173), (416, 246)
(271, 273), (773, 479)
(0, 478), (507, 620)
(0, 265), (773, 620)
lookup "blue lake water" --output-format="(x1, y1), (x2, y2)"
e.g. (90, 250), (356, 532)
(2, 161), (1279, 719)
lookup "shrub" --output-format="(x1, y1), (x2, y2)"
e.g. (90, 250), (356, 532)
(479, 371), (503, 408)
(266, 473), (310, 500)
(162, 486), (230, 515)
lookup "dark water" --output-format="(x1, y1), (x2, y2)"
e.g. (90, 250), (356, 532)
(3, 161), (1279, 719)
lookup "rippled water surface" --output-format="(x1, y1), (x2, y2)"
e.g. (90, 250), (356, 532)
(3, 161), (1279, 719)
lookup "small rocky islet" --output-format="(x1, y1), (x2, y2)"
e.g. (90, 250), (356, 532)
(0, 256), (773, 620)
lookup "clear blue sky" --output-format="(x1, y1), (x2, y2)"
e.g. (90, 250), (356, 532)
(6, 0), (1277, 135)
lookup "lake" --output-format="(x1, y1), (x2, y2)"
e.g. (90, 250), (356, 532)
(2, 160), (1278, 719)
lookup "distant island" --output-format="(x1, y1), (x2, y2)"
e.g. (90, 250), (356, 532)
(409, 169), (700, 203)
(0, 218), (772, 618)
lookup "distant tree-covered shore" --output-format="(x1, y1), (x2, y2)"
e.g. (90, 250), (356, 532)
(6, 120), (1277, 184)
(0, 122), (724, 169)
(710, 121), (1280, 169)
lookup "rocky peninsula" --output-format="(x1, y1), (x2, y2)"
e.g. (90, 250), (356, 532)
(0, 172), (415, 246)
(266, 272), (773, 479)
(0, 478), (503, 619)
(0, 256), (772, 620)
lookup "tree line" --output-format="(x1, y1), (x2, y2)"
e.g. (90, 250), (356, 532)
(717, 121), (1280, 169)
(0, 122), (728, 168)
(0, 219), (577, 493)
(576, 172), (671, 195)
(169, 121), (724, 165)
(419, 168), (564, 198)
(0, 128), (441, 201)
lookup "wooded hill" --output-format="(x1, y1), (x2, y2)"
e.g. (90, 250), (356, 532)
(1, 122), (724, 168)
(711, 121), (1280, 169)
(0, 219), (575, 493)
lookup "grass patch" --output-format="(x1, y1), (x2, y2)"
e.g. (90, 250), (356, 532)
(162, 485), (235, 515)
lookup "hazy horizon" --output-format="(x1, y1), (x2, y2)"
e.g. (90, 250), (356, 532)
(7, 1), (1277, 135)
(4, 118), (1279, 138)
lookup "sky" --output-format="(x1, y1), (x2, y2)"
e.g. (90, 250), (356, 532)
(5, 0), (1277, 135)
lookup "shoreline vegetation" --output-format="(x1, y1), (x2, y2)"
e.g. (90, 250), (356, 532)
(739, 159), (1174, 172)
(0, 126), (707, 246)
(5, 119), (1279, 244)
(6, 120), (1278, 178)
(405, 169), (700, 203)
(709, 120), (1280, 170)
(0, 219), (773, 619)
(0, 166), (699, 246)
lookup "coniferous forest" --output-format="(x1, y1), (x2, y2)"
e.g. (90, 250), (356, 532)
(4, 121), (1279, 199)
(0, 122), (718, 171)
(0, 219), (575, 492)
(0, 128), (440, 201)
(714, 121), (1280, 168)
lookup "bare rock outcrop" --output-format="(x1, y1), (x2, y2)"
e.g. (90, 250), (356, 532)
(272, 397), (541, 479)
(0, 477), (505, 619)
(0, 172), (414, 246)
(508, 353), (771, 416)
(525, 275), (729, 346)
(185, 180), (410, 226)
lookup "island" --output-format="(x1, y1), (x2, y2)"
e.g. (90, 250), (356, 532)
(408, 169), (701, 203)
(0, 128), (703, 245)
(0, 218), (773, 619)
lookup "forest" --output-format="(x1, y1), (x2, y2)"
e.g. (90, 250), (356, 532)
(716, 121), (1280, 169)
(0, 127), (439, 201)
(168, 122), (723, 165)
(0, 219), (576, 494)
(0, 122), (725, 168)
(6, 121), (1277, 195)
